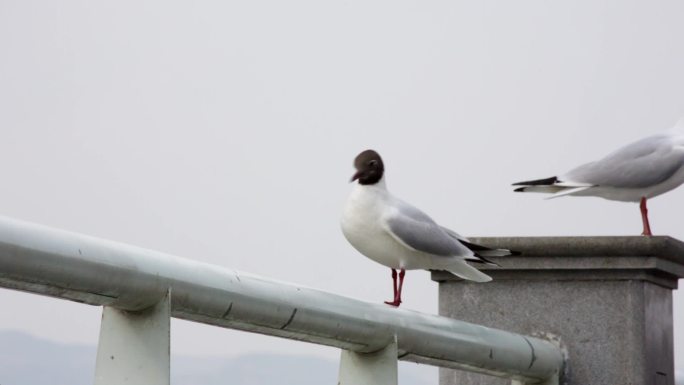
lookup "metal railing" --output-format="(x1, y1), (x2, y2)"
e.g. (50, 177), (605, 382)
(0, 216), (563, 385)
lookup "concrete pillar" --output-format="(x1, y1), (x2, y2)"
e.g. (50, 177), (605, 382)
(433, 236), (684, 385)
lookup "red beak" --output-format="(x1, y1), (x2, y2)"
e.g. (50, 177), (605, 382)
(350, 170), (362, 182)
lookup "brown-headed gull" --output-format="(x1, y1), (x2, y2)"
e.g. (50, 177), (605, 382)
(341, 149), (515, 307)
(513, 119), (684, 236)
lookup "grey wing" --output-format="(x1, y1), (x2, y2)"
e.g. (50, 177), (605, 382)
(439, 226), (467, 242)
(563, 134), (684, 188)
(383, 201), (470, 257)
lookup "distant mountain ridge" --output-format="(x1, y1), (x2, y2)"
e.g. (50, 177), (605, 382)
(0, 330), (432, 385)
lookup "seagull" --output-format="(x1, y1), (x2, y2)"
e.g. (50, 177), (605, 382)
(341, 149), (515, 307)
(513, 119), (684, 236)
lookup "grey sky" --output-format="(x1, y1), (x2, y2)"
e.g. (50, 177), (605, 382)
(1, 0), (683, 374)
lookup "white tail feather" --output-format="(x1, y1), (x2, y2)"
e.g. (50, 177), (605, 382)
(516, 185), (564, 194)
(544, 186), (592, 200)
(554, 181), (594, 187)
(445, 261), (492, 282)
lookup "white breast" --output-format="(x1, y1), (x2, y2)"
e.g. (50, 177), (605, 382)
(340, 181), (436, 270)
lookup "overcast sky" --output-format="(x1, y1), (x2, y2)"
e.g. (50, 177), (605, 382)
(1, 0), (684, 378)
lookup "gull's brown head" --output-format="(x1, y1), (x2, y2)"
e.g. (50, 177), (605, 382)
(351, 150), (384, 185)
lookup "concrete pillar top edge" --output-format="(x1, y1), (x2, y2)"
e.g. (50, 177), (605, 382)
(431, 236), (684, 289)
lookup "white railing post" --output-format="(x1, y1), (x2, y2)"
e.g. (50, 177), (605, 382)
(338, 336), (398, 385)
(94, 290), (171, 385)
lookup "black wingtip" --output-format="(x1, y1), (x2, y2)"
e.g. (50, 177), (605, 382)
(512, 176), (558, 186)
(509, 250), (522, 256)
(513, 187), (526, 192)
(467, 256), (501, 267)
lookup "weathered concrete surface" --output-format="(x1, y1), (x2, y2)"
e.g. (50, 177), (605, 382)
(433, 236), (684, 385)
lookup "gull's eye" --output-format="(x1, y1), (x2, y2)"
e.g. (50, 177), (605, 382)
(368, 160), (378, 167)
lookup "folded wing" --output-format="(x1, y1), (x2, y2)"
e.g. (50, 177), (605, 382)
(513, 134), (684, 194)
(562, 134), (684, 188)
(383, 201), (514, 269)
(384, 206), (470, 257)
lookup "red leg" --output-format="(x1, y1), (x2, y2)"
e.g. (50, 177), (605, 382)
(384, 269), (398, 306)
(392, 269), (397, 299)
(640, 197), (652, 236)
(395, 269), (406, 306)
(384, 269), (405, 307)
